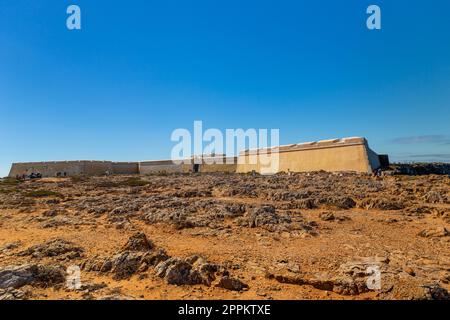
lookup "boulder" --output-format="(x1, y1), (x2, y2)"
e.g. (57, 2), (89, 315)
(18, 239), (84, 259)
(122, 232), (154, 252)
(0, 264), (65, 289)
(0, 288), (28, 300)
(155, 255), (223, 286)
(418, 227), (449, 238)
(319, 212), (335, 221)
(0, 264), (38, 289)
(216, 276), (249, 291)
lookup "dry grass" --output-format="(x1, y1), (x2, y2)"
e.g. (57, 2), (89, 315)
(23, 190), (63, 198)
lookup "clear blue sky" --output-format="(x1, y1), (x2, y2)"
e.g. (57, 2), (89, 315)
(1, 0), (449, 176)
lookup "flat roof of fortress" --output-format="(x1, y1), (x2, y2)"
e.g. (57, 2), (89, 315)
(140, 155), (238, 165)
(12, 137), (371, 165)
(12, 160), (138, 165)
(12, 160), (112, 164)
(240, 137), (368, 155)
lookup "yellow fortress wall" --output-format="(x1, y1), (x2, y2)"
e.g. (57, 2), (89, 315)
(139, 156), (238, 174)
(139, 160), (191, 174)
(197, 156), (238, 173)
(9, 161), (140, 177)
(8, 137), (382, 177)
(236, 137), (380, 174)
(9, 161), (113, 177)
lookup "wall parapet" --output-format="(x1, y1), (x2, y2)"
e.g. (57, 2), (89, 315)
(240, 137), (367, 156)
(9, 137), (384, 177)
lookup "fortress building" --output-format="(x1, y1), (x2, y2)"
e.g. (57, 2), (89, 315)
(139, 155), (238, 175)
(8, 137), (386, 177)
(236, 137), (382, 174)
(8, 161), (139, 178)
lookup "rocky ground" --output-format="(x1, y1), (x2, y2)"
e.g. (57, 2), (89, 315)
(0, 172), (449, 300)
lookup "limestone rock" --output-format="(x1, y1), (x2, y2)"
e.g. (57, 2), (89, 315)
(0, 264), (38, 289)
(319, 212), (335, 221)
(110, 251), (147, 280)
(97, 294), (136, 300)
(237, 205), (292, 231)
(18, 239), (84, 259)
(155, 255), (223, 286)
(418, 227), (449, 238)
(0, 288), (29, 300)
(121, 232), (154, 252)
(0, 264), (65, 289)
(216, 276), (249, 291)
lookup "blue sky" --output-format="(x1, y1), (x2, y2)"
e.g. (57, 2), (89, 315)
(1, 0), (449, 176)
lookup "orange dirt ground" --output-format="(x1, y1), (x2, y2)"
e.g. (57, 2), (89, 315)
(0, 173), (448, 300)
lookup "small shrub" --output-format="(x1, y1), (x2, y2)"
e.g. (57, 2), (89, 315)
(23, 190), (63, 198)
(95, 181), (119, 188)
(70, 175), (88, 183)
(120, 177), (149, 187)
(0, 178), (21, 186)
(0, 188), (14, 194)
(95, 177), (149, 188)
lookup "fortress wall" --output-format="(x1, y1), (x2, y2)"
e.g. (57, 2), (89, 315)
(366, 147), (381, 171)
(111, 162), (139, 174)
(9, 161), (114, 177)
(236, 137), (379, 174)
(9, 161), (86, 177)
(139, 158), (237, 174)
(82, 161), (113, 176)
(199, 157), (238, 173)
(139, 160), (189, 174)
(200, 163), (238, 173)
(9, 137), (383, 177)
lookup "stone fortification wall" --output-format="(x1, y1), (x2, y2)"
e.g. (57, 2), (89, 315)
(111, 162), (139, 174)
(236, 137), (381, 174)
(9, 161), (112, 177)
